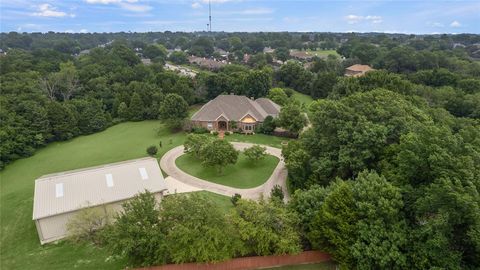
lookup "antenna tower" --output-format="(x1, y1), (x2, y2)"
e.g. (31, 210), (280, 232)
(208, 0), (212, 32)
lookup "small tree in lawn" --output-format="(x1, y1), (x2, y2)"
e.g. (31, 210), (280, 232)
(278, 103), (307, 135)
(159, 93), (189, 130)
(244, 145), (267, 164)
(183, 134), (212, 158)
(199, 139), (238, 174)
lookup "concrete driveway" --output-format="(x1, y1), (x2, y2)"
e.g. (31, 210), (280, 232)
(160, 142), (289, 201)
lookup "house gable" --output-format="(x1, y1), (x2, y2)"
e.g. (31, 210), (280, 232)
(240, 112), (257, 123)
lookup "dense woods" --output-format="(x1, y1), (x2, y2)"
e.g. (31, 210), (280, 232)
(1, 31), (479, 269)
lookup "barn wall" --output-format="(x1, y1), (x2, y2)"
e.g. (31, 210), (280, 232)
(36, 191), (164, 244)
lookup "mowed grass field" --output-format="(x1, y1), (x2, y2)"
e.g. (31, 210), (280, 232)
(305, 49), (340, 58)
(176, 153), (279, 188)
(0, 120), (287, 269)
(291, 90), (314, 107)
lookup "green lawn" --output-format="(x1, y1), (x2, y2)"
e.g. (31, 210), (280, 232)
(258, 261), (336, 270)
(291, 90), (314, 106)
(305, 49), (340, 58)
(176, 153), (279, 188)
(194, 191), (234, 213)
(0, 120), (286, 270)
(226, 133), (290, 148)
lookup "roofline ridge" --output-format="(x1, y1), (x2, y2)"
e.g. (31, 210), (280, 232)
(35, 157), (157, 181)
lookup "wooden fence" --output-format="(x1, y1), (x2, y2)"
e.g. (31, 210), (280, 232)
(138, 251), (331, 270)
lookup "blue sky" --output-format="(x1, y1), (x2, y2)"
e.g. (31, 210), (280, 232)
(1, 0), (479, 34)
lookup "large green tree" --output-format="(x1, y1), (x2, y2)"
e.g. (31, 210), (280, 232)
(277, 102), (307, 135)
(231, 199), (301, 256)
(101, 191), (167, 267)
(161, 193), (241, 263)
(158, 93), (189, 129)
(199, 139), (238, 174)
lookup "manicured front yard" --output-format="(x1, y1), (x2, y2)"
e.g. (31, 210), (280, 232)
(175, 153), (279, 188)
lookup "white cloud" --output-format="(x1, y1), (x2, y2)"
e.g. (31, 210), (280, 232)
(345, 14), (382, 24)
(345, 14), (363, 24)
(32, 4), (73, 17)
(80, 29), (88, 33)
(85, 0), (150, 12)
(450, 20), (461, 27)
(191, 2), (201, 9)
(365, 15), (382, 24)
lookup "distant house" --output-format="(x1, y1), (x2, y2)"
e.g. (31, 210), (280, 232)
(290, 50), (314, 61)
(191, 95), (281, 134)
(263, 47), (275, 54)
(33, 158), (167, 244)
(164, 63), (197, 78)
(188, 56), (227, 70)
(214, 48), (229, 58)
(345, 64), (374, 77)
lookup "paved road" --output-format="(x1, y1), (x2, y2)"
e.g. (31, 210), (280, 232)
(160, 142), (289, 201)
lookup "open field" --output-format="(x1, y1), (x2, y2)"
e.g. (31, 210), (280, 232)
(176, 153), (279, 188)
(0, 120), (287, 270)
(305, 49), (340, 58)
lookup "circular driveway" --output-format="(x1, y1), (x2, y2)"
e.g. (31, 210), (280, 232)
(160, 142), (289, 201)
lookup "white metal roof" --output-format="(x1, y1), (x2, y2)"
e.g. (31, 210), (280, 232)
(33, 157), (167, 220)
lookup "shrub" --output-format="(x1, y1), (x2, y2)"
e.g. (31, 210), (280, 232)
(211, 131), (219, 136)
(191, 126), (209, 134)
(231, 193), (242, 206)
(258, 115), (276, 134)
(146, 145), (158, 156)
(270, 185), (285, 202)
(284, 88), (294, 97)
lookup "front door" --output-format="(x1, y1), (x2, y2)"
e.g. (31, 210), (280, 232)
(218, 121), (227, 130)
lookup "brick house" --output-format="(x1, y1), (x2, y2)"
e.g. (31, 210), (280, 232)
(191, 95), (281, 134)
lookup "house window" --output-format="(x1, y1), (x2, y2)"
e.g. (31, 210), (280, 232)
(207, 122), (213, 129)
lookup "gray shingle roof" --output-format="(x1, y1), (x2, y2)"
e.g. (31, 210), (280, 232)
(191, 95), (280, 122)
